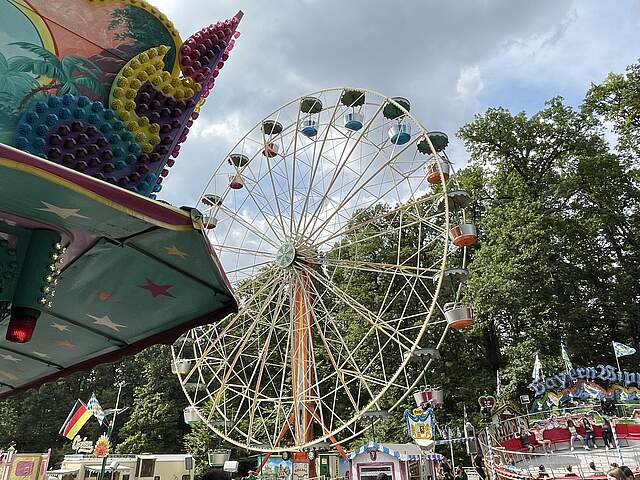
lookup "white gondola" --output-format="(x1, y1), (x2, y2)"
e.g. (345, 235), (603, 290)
(344, 111), (364, 131)
(388, 122), (411, 145)
(171, 359), (192, 375)
(183, 406), (201, 425)
(414, 387), (444, 408)
(202, 194), (222, 207)
(229, 173), (244, 189)
(262, 142), (279, 158)
(204, 216), (217, 229)
(301, 119), (318, 137)
(228, 154), (250, 168)
(444, 302), (474, 329)
(449, 222), (477, 247)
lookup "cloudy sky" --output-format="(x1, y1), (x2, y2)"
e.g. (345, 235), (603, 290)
(148, 0), (640, 207)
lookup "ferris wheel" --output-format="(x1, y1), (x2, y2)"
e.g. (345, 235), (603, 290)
(172, 88), (476, 453)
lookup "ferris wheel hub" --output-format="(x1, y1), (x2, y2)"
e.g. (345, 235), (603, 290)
(275, 243), (297, 268)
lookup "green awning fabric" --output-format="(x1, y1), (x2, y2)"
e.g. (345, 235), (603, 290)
(0, 144), (237, 398)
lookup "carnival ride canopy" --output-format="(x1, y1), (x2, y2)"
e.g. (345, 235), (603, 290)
(0, 0), (242, 397)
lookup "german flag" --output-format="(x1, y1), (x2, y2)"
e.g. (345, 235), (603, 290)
(59, 400), (92, 439)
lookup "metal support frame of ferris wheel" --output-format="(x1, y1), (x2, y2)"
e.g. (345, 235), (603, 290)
(172, 87), (469, 455)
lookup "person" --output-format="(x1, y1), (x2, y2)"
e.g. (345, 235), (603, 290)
(454, 467), (467, 480)
(473, 452), (486, 480)
(583, 417), (598, 450)
(607, 467), (629, 480)
(519, 431), (535, 453)
(619, 466), (635, 480)
(566, 415), (584, 452)
(589, 461), (605, 476)
(531, 427), (553, 454)
(611, 463), (619, 469)
(376, 473), (389, 480)
(565, 466), (579, 477)
(602, 417), (615, 450)
(536, 465), (549, 479)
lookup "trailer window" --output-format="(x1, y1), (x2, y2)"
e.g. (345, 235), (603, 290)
(359, 465), (392, 480)
(139, 460), (156, 478)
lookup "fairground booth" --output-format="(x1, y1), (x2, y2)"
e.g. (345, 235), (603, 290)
(477, 362), (640, 480)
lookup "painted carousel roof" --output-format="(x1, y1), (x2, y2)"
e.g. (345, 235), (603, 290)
(347, 442), (439, 461)
(0, 144), (237, 398)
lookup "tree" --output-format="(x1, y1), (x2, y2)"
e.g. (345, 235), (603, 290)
(116, 346), (189, 454)
(109, 7), (176, 70)
(9, 42), (105, 106)
(584, 60), (640, 158)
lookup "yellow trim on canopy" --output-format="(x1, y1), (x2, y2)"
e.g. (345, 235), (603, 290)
(0, 156), (193, 232)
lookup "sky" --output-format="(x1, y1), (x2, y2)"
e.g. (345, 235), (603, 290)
(147, 0), (640, 207)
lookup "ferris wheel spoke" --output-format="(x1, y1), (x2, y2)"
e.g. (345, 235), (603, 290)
(299, 104), (386, 239)
(211, 243), (276, 259)
(305, 134), (422, 243)
(295, 92), (345, 235)
(217, 204), (281, 249)
(245, 273), (290, 445)
(301, 264), (411, 350)
(314, 194), (441, 249)
(184, 269), (285, 384)
(304, 274), (381, 406)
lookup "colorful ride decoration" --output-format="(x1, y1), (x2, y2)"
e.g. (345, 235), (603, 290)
(3, 0), (241, 197)
(404, 407), (437, 444)
(0, 0), (241, 399)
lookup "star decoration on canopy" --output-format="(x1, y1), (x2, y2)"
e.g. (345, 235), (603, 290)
(139, 279), (175, 298)
(87, 314), (126, 332)
(51, 323), (69, 332)
(57, 340), (75, 349)
(96, 291), (112, 302)
(38, 202), (89, 220)
(165, 245), (189, 259)
(0, 370), (18, 381)
(0, 354), (20, 363)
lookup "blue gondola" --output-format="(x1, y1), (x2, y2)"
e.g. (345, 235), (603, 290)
(388, 122), (411, 145)
(344, 112), (364, 131)
(301, 119), (318, 137)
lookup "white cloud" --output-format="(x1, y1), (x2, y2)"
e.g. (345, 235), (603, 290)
(456, 65), (484, 101)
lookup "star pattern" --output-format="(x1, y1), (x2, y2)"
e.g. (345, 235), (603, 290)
(165, 245), (189, 259)
(57, 340), (75, 349)
(139, 279), (175, 298)
(87, 314), (126, 332)
(51, 323), (69, 332)
(0, 354), (20, 363)
(38, 202), (89, 220)
(96, 291), (112, 302)
(0, 370), (18, 381)
(32, 351), (49, 358)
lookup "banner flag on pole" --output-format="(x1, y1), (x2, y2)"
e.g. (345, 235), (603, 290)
(613, 341), (636, 358)
(532, 353), (543, 381)
(496, 370), (502, 398)
(87, 393), (106, 425)
(59, 400), (92, 439)
(561, 343), (573, 374)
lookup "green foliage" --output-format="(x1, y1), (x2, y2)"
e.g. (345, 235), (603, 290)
(584, 59), (640, 157)
(109, 7), (176, 71)
(9, 42), (106, 102)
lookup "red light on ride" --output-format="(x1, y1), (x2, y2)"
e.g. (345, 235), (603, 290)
(6, 309), (39, 343)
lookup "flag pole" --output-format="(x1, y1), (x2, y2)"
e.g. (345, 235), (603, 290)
(613, 342), (622, 373)
(98, 383), (123, 480)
